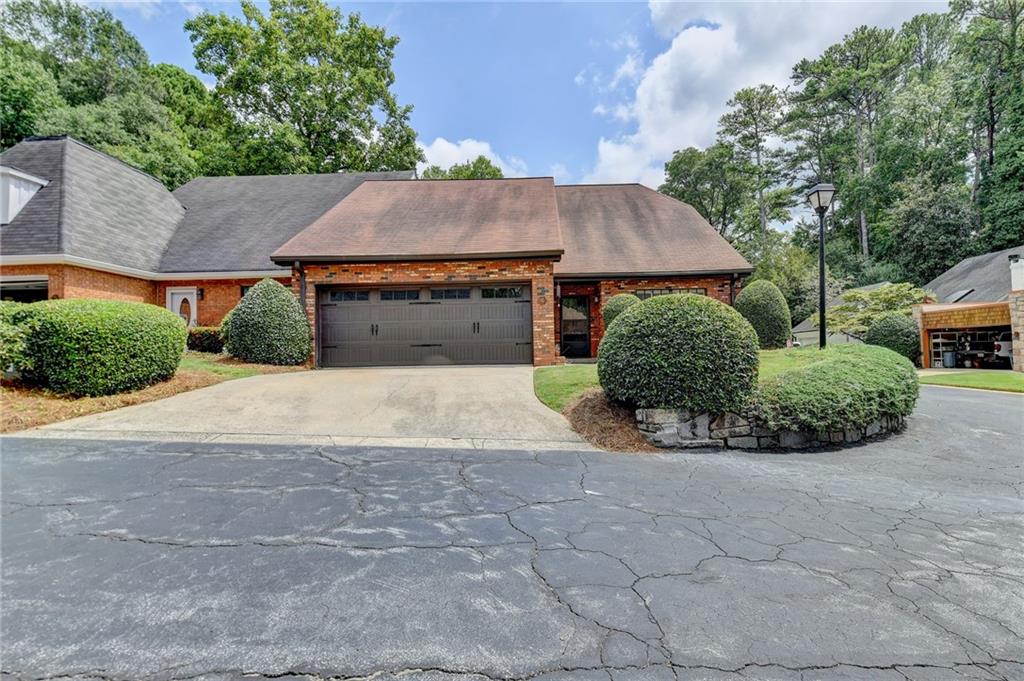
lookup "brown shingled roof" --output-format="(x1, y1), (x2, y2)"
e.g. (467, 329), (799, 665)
(553, 184), (752, 277)
(272, 178), (563, 262)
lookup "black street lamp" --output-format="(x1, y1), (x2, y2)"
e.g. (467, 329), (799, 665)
(805, 183), (836, 349)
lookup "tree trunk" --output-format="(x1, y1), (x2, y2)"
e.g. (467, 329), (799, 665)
(756, 146), (767, 235)
(856, 111), (870, 256)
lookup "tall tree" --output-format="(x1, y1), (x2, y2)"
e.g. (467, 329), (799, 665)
(718, 84), (789, 236)
(659, 143), (749, 237)
(792, 26), (906, 256)
(421, 155), (504, 179)
(185, 0), (422, 175)
(0, 44), (64, 148)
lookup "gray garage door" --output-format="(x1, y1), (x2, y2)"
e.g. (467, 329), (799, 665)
(318, 285), (533, 366)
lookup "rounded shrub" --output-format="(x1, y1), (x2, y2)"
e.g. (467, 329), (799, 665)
(187, 326), (224, 354)
(865, 312), (919, 362)
(0, 302), (35, 373)
(733, 280), (792, 349)
(597, 293), (760, 413)
(602, 293), (641, 327)
(224, 278), (309, 365)
(755, 344), (919, 433)
(16, 299), (186, 396)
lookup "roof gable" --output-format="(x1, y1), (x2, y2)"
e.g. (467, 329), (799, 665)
(272, 178), (564, 263)
(924, 245), (1024, 303)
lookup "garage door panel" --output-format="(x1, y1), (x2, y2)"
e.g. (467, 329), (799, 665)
(319, 285), (532, 367)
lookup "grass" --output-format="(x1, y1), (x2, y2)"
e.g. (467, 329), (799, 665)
(535, 347), (823, 412)
(919, 370), (1024, 393)
(1, 352), (305, 433)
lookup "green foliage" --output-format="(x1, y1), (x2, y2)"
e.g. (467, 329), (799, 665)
(14, 299), (186, 396)
(660, 143), (749, 236)
(422, 155), (503, 179)
(598, 294), (760, 413)
(0, 302), (36, 372)
(826, 282), (929, 336)
(980, 84), (1024, 251)
(219, 308), (234, 345)
(601, 293), (641, 327)
(187, 326), (224, 354)
(865, 312), (920, 362)
(0, 45), (64, 148)
(185, 0), (422, 174)
(755, 345), (919, 432)
(224, 279), (309, 365)
(734, 280), (792, 349)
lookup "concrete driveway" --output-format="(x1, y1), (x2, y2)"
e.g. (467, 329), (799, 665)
(26, 366), (590, 451)
(3, 387), (1022, 679)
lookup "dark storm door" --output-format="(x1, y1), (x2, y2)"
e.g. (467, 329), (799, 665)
(560, 295), (590, 358)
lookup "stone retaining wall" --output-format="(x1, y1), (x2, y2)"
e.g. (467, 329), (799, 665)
(636, 407), (906, 450)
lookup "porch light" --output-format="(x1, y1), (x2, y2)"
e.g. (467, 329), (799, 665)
(805, 183), (836, 214)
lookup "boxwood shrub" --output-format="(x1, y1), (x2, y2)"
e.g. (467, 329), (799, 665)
(187, 326), (224, 354)
(733, 280), (791, 349)
(598, 293), (760, 412)
(0, 301), (35, 373)
(602, 293), (641, 327)
(865, 312), (919, 362)
(755, 344), (919, 433)
(16, 299), (186, 396)
(224, 279), (309, 365)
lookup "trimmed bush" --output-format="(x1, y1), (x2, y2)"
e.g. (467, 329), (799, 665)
(187, 326), (224, 354)
(16, 299), (186, 396)
(219, 307), (234, 346)
(865, 312), (919, 362)
(598, 293), (760, 412)
(733, 280), (792, 349)
(755, 344), (919, 433)
(224, 278), (309, 365)
(602, 293), (641, 327)
(0, 302), (35, 373)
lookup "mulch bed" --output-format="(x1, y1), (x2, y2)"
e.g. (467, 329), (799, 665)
(563, 388), (658, 453)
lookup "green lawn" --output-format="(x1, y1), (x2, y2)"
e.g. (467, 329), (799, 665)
(535, 347), (834, 412)
(178, 352), (265, 379)
(919, 370), (1024, 393)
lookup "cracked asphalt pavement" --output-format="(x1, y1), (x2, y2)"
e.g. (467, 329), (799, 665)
(2, 386), (1022, 680)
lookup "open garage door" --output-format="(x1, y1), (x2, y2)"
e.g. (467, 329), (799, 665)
(318, 285), (532, 367)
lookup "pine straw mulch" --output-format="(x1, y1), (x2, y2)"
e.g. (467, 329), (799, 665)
(563, 388), (658, 453)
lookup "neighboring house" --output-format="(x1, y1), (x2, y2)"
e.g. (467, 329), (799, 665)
(791, 282), (890, 347)
(1, 136), (752, 367)
(913, 245), (1024, 371)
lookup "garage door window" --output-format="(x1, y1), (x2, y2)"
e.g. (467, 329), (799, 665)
(330, 290), (370, 302)
(380, 289), (420, 301)
(430, 288), (471, 300)
(482, 287), (523, 299)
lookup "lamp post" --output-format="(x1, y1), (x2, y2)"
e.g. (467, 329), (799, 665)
(805, 183), (836, 349)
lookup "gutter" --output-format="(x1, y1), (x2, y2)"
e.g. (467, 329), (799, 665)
(0, 254), (287, 281)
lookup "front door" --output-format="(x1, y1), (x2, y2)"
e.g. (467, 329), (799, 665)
(560, 295), (590, 358)
(166, 287), (197, 327)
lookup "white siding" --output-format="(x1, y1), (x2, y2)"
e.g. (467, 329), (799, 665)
(0, 167), (47, 224)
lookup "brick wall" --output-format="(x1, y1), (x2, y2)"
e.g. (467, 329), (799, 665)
(295, 259), (560, 366)
(157, 277), (290, 327)
(0, 264), (156, 303)
(1010, 291), (1024, 372)
(916, 302), (1012, 368)
(551, 275), (739, 358)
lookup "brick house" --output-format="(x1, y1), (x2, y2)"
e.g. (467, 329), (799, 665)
(1, 136), (752, 367)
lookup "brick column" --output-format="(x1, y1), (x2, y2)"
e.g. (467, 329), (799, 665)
(1010, 290), (1024, 372)
(531, 271), (560, 366)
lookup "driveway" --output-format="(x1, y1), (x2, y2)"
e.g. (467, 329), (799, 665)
(25, 366), (589, 451)
(3, 387), (1022, 680)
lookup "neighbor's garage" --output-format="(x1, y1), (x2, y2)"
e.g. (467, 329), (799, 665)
(318, 285), (533, 366)
(916, 301), (1014, 369)
(0, 277), (48, 302)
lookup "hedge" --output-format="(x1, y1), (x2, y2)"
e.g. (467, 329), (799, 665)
(187, 326), (224, 354)
(0, 301), (34, 373)
(602, 293), (641, 327)
(15, 299), (187, 396)
(223, 279), (309, 365)
(733, 280), (791, 349)
(755, 344), (919, 433)
(865, 312), (919, 362)
(598, 293), (760, 413)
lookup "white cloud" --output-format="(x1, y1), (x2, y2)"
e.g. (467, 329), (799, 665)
(550, 163), (571, 183)
(609, 51), (643, 89)
(418, 137), (528, 177)
(584, 1), (944, 187)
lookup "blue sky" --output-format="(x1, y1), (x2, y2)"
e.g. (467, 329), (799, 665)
(106, 1), (945, 187)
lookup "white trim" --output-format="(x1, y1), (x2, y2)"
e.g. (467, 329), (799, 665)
(0, 274), (49, 283)
(165, 286), (198, 326)
(0, 165), (49, 187)
(0, 254), (286, 281)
